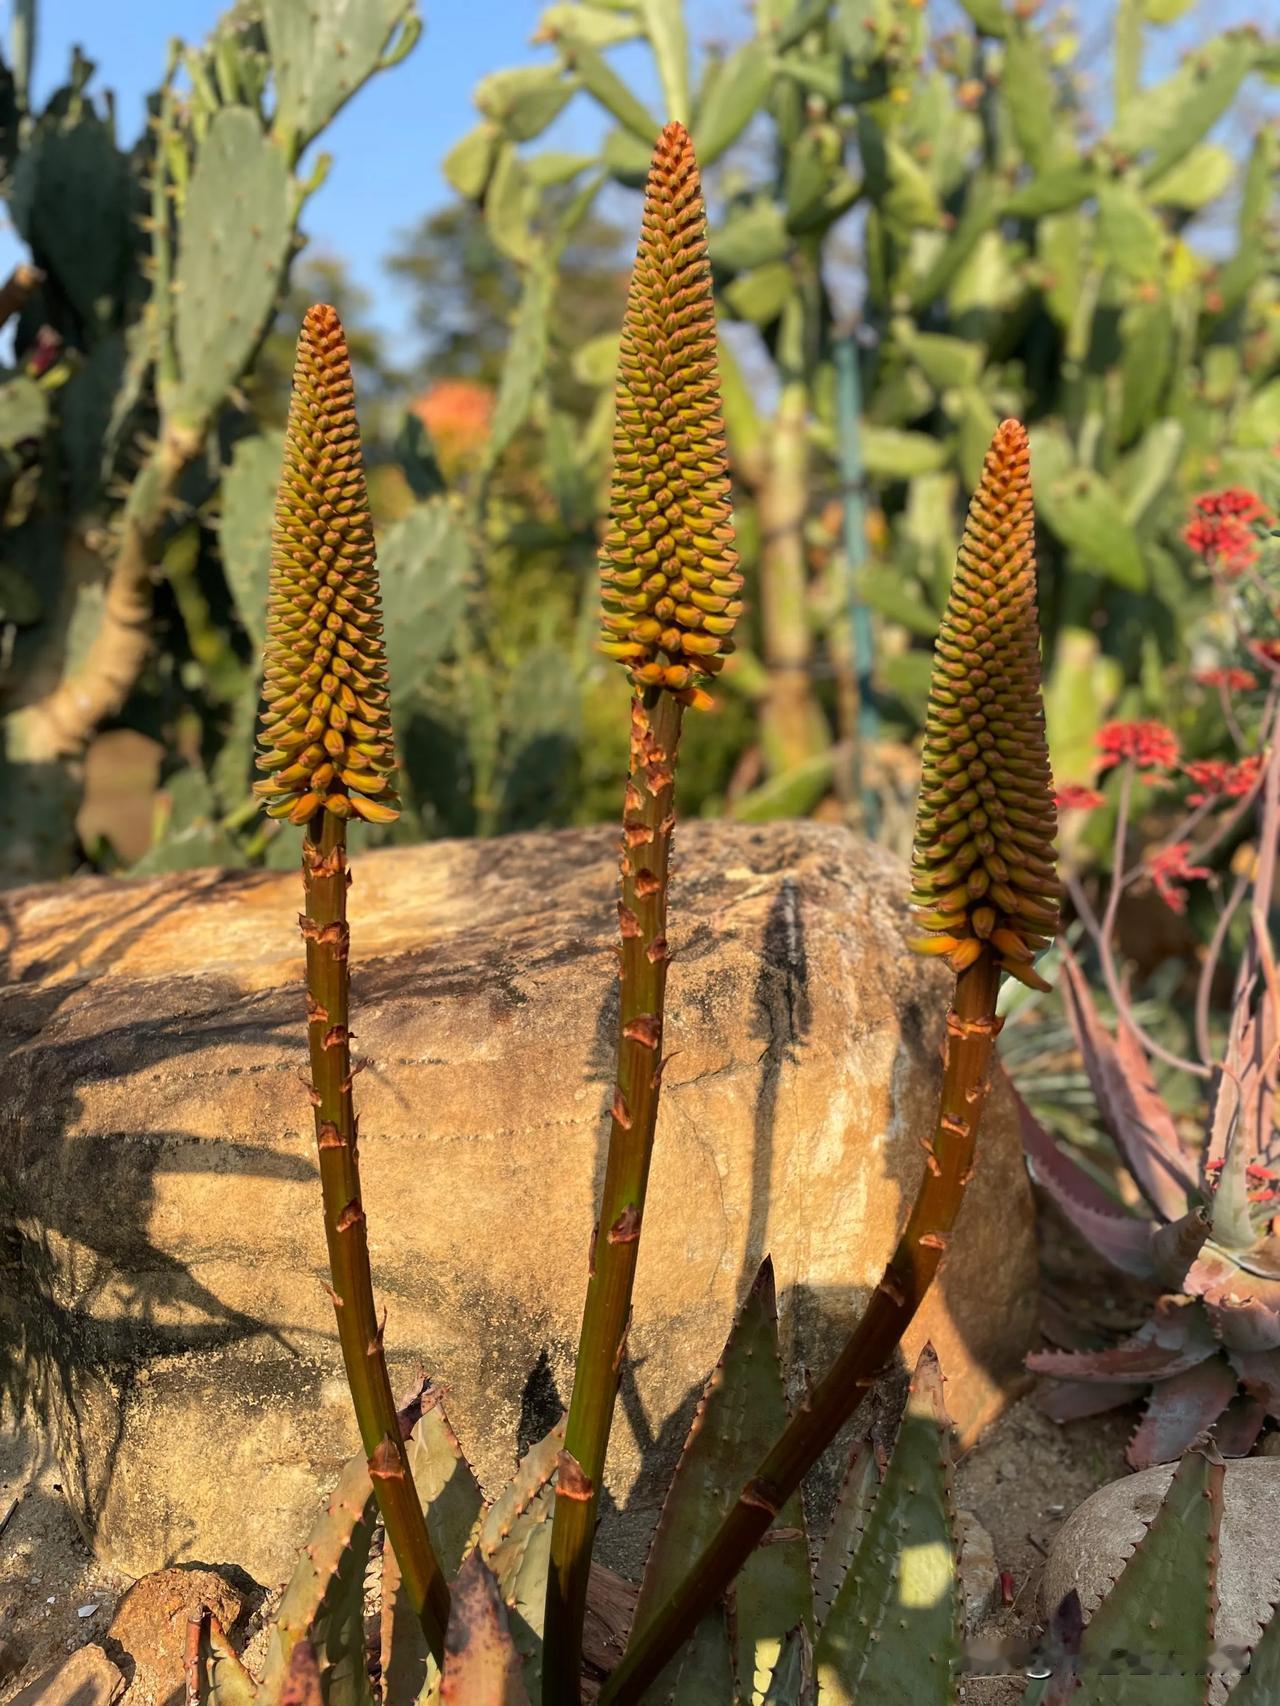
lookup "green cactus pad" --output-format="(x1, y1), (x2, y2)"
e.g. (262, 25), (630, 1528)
(263, 0), (420, 157)
(170, 106), (292, 430)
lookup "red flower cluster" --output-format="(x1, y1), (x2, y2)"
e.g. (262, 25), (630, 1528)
(1145, 842), (1210, 914)
(1182, 488), (1273, 578)
(1194, 667), (1258, 693)
(1097, 720), (1180, 773)
(1183, 753), (1265, 806)
(1054, 784), (1105, 811)
(1251, 639), (1280, 670)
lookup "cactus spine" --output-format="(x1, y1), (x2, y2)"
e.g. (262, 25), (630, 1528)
(255, 305), (448, 1662)
(543, 119), (741, 1702)
(601, 421), (1058, 1705)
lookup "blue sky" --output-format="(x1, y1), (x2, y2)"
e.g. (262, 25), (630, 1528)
(0, 1), (1269, 360)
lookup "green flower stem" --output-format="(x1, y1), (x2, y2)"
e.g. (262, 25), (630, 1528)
(601, 952), (1001, 1705)
(300, 809), (450, 1662)
(544, 686), (684, 1703)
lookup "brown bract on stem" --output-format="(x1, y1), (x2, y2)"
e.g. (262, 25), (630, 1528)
(543, 119), (742, 1702)
(254, 304), (448, 1661)
(601, 421), (1059, 1704)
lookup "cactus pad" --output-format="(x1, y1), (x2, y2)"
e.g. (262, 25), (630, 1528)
(597, 120), (742, 701)
(170, 106), (292, 430)
(909, 419), (1059, 988)
(254, 304), (399, 826)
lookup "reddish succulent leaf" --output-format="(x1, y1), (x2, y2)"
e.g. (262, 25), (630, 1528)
(1035, 1378), (1147, 1423)
(441, 1552), (531, 1706)
(1211, 1393), (1267, 1457)
(1185, 1251), (1280, 1352)
(1126, 1358), (1239, 1468)
(1149, 1207), (1211, 1289)
(1229, 1348), (1280, 1420)
(1059, 946), (1195, 1221)
(1017, 1093), (1159, 1278)
(1028, 1298), (1217, 1383)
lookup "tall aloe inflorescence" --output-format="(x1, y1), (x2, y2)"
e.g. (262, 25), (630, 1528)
(254, 305), (449, 1662)
(601, 420), (1059, 1704)
(909, 420), (1060, 991)
(544, 120), (742, 1701)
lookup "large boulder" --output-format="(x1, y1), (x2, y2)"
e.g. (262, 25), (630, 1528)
(0, 820), (1036, 1585)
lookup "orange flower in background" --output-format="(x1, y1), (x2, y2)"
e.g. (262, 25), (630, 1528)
(1097, 720), (1180, 773)
(1194, 666), (1258, 692)
(411, 378), (494, 469)
(1184, 754), (1265, 806)
(1054, 784), (1104, 811)
(1145, 842), (1210, 914)
(1183, 487), (1274, 577)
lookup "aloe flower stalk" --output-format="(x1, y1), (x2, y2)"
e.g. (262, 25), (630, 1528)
(254, 304), (450, 1661)
(601, 420), (1057, 1705)
(543, 121), (742, 1702)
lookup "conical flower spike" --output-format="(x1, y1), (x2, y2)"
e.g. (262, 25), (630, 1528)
(598, 120), (743, 703)
(909, 419), (1059, 989)
(254, 304), (400, 827)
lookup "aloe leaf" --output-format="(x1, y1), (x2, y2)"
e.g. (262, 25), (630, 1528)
(195, 1612), (259, 1706)
(668, 1610), (736, 1703)
(1075, 1445), (1223, 1702)
(1228, 1593), (1280, 1703)
(812, 1437), (878, 1631)
(1058, 948), (1196, 1219)
(1127, 1362), (1239, 1469)
(632, 1260), (813, 1690)
(814, 1347), (960, 1706)
(384, 1393), (488, 1704)
(763, 1624), (816, 1704)
(1029, 1300), (1218, 1386)
(440, 1553), (532, 1706)
(1016, 1093), (1160, 1280)
(260, 1452), (378, 1706)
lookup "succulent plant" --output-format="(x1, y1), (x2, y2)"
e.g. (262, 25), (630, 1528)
(0, 0), (419, 881)
(191, 1318), (970, 1706)
(1025, 1439), (1280, 1704)
(1022, 921), (1280, 1468)
(191, 116), (1065, 1703)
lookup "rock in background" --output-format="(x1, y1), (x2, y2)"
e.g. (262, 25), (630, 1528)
(0, 820), (1036, 1584)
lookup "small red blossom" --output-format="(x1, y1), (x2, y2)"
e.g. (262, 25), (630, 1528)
(1194, 667), (1258, 693)
(1182, 756), (1260, 806)
(1145, 842), (1210, 914)
(1251, 640), (1280, 671)
(1183, 488), (1274, 578)
(1054, 784), (1105, 811)
(1097, 721), (1180, 773)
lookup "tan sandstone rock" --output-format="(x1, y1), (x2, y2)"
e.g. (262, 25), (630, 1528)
(0, 821), (1036, 1585)
(106, 1567), (248, 1706)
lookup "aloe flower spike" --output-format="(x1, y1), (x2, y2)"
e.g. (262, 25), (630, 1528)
(543, 121), (742, 1702)
(601, 421), (1058, 1706)
(909, 417), (1059, 989)
(255, 304), (449, 1660)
